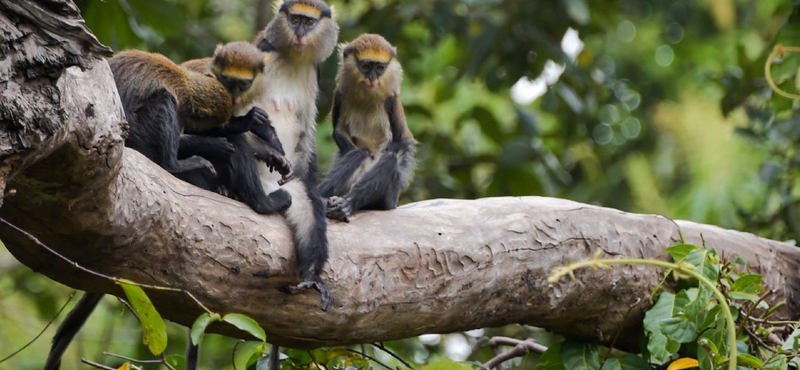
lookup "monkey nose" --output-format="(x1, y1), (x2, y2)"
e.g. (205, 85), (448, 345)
(293, 36), (307, 47)
(233, 96), (243, 106)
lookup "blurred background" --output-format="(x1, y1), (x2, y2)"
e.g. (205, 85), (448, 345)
(1, 0), (798, 369)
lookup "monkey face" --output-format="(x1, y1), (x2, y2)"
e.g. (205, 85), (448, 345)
(355, 59), (389, 89)
(219, 75), (255, 105)
(287, 14), (320, 47)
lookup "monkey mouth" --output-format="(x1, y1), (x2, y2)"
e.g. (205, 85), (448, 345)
(293, 36), (308, 48)
(362, 79), (379, 89)
(233, 96), (243, 106)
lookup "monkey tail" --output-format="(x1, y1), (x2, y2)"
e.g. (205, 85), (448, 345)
(44, 292), (104, 370)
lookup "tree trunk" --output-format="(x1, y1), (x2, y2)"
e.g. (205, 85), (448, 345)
(1, 0), (799, 351)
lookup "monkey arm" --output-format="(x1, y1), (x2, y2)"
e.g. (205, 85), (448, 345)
(331, 91), (357, 154)
(383, 94), (410, 146)
(187, 107), (270, 137)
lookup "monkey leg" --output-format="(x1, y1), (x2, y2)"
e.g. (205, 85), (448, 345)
(277, 179), (331, 311)
(326, 150), (404, 221)
(318, 148), (370, 198)
(44, 292), (104, 370)
(126, 89), (217, 177)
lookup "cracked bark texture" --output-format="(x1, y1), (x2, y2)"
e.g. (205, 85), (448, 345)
(2, 0), (800, 351)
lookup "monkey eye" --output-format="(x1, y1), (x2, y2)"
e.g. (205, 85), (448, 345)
(359, 63), (370, 72)
(290, 16), (300, 25)
(305, 18), (316, 27)
(376, 64), (386, 73)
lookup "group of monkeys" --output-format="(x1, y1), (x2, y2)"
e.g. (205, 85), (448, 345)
(43, 0), (416, 369)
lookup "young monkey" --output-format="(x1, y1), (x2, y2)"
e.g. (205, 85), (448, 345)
(319, 34), (417, 222)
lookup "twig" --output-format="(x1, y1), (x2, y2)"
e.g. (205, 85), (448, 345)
(308, 350), (320, 369)
(101, 351), (177, 370)
(0, 291), (76, 364)
(0, 216), (213, 314)
(102, 351), (162, 364)
(81, 358), (117, 370)
(372, 342), (415, 370)
(346, 348), (393, 370)
(479, 337), (548, 370)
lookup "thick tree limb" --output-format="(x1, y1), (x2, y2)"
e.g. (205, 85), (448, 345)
(2, 0), (800, 352)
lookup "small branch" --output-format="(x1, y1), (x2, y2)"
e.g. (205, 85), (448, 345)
(0, 291), (76, 364)
(0, 216), (213, 314)
(479, 337), (547, 370)
(372, 342), (415, 370)
(101, 351), (177, 370)
(346, 348), (393, 370)
(81, 359), (117, 370)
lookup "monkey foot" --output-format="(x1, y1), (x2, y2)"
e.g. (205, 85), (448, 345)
(280, 279), (332, 311)
(326, 196), (352, 222)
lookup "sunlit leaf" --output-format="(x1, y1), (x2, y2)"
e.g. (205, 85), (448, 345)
(119, 281), (167, 356)
(422, 358), (474, 370)
(223, 313), (267, 342)
(736, 353), (763, 368)
(666, 358), (699, 370)
(190, 312), (221, 345)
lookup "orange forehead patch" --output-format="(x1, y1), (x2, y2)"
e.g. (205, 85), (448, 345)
(357, 48), (392, 63)
(289, 3), (321, 18)
(222, 67), (256, 80)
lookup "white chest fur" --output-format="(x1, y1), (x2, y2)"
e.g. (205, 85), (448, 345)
(238, 60), (319, 193)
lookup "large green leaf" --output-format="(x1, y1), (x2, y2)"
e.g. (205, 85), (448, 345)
(601, 353), (651, 370)
(190, 312), (221, 345)
(119, 281), (167, 356)
(561, 341), (601, 370)
(533, 342), (565, 370)
(222, 313), (267, 342)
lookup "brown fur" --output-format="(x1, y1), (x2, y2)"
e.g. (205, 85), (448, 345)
(109, 50), (232, 132)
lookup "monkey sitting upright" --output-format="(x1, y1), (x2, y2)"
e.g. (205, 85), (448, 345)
(319, 34), (417, 222)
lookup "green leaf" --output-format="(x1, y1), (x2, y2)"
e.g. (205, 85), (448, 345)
(601, 353), (651, 370)
(736, 353), (764, 368)
(781, 327), (800, 352)
(728, 291), (760, 301)
(164, 354), (185, 370)
(233, 341), (264, 370)
(644, 292), (682, 362)
(666, 244), (699, 262)
(423, 358), (474, 370)
(190, 312), (221, 345)
(764, 354), (787, 370)
(561, 341), (601, 370)
(533, 342), (565, 370)
(222, 313), (267, 342)
(730, 274), (763, 295)
(119, 281), (167, 355)
(661, 317), (698, 343)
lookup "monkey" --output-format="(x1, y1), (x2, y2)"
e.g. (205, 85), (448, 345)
(234, 0), (339, 311)
(318, 34), (416, 222)
(43, 43), (291, 370)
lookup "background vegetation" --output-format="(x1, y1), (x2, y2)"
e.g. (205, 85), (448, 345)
(1, 0), (798, 369)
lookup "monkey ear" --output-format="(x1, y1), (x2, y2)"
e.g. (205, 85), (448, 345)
(391, 46), (397, 58)
(339, 43), (353, 58)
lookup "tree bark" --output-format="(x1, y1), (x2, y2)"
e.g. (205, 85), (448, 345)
(2, 0), (800, 351)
